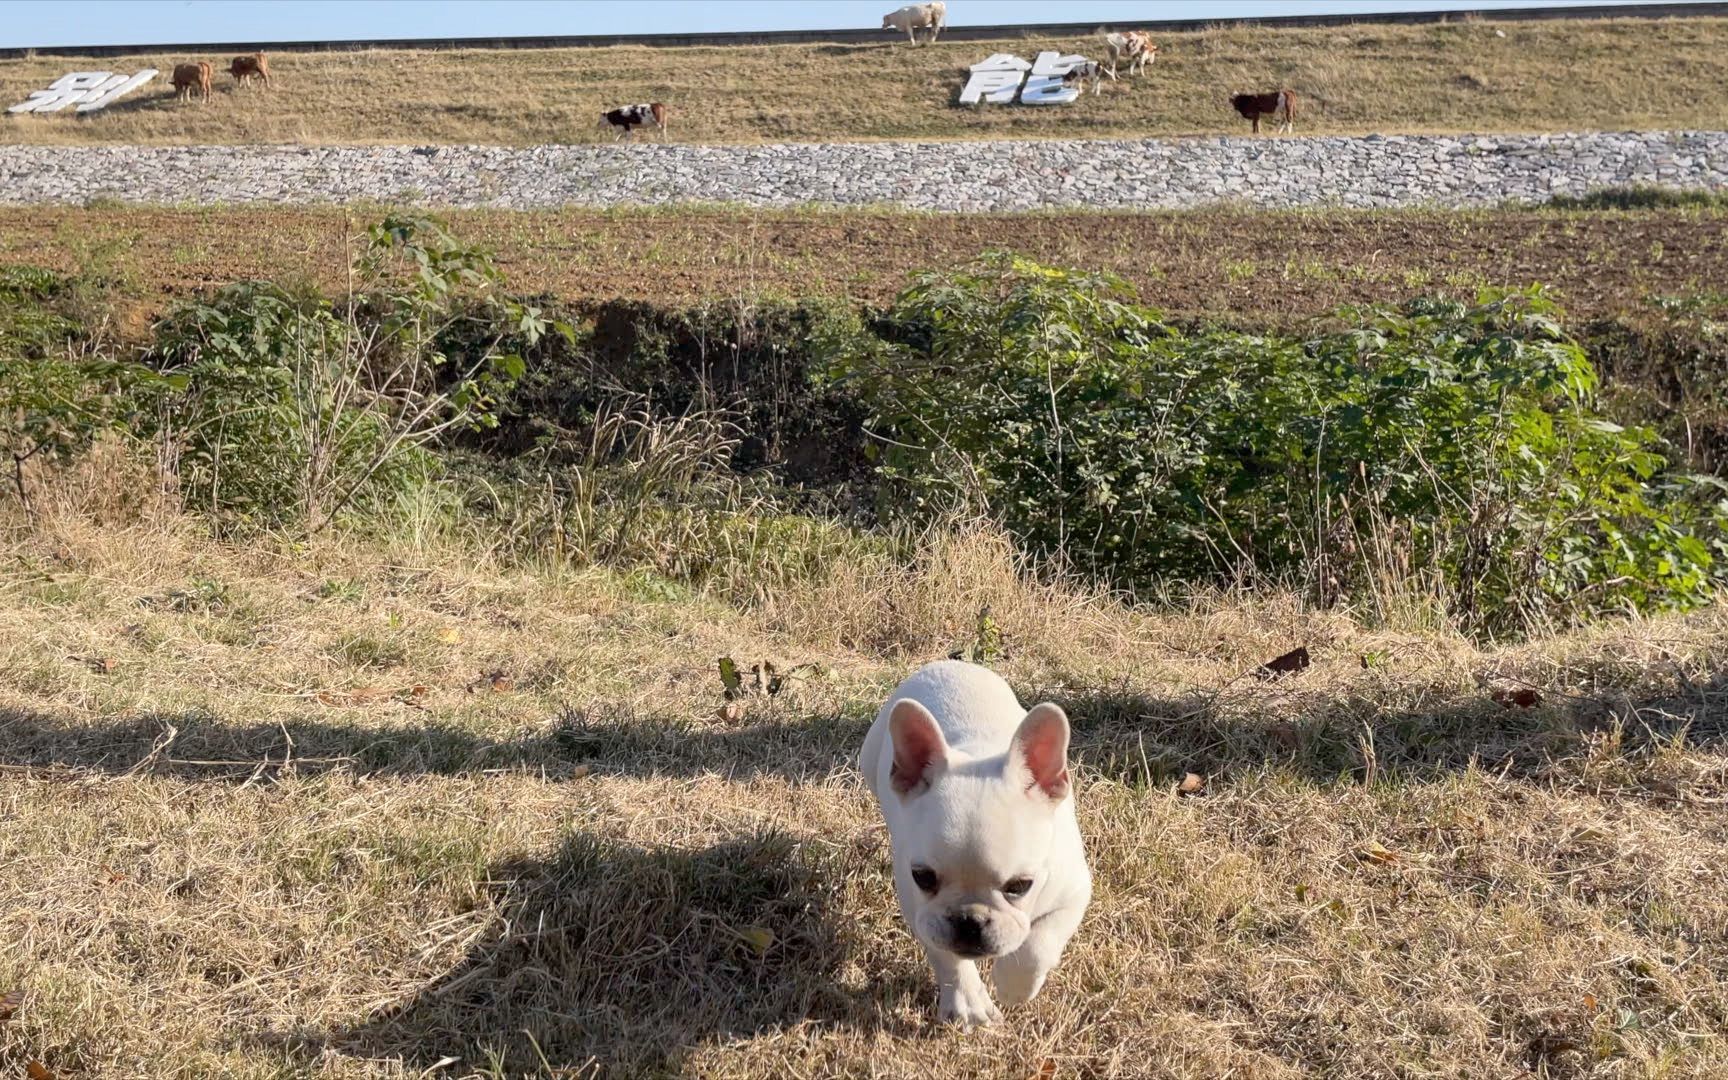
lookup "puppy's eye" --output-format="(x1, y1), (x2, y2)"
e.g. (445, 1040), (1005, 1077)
(1002, 877), (1034, 898)
(910, 866), (939, 893)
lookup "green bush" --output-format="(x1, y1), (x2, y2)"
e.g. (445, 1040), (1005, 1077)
(0, 266), (171, 519)
(1587, 293), (1728, 475)
(145, 216), (558, 532)
(1542, 186), (1728, 211)
(825, 254), (1724, 635)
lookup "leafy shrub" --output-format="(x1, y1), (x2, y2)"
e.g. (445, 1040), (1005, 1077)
(1587, 293), (1728, 474)
(0, 266), (170, 519)
(825, 254), (1723, 635)
(146, 216), (559, 532)
(0, 265), (80, 357)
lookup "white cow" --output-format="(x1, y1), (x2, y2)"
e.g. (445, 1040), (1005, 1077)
(882, 1), (947, 45)
(1103, 30), (1157, 77)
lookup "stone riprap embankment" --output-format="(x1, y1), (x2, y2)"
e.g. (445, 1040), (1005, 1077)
(2, 132), (1725, 210)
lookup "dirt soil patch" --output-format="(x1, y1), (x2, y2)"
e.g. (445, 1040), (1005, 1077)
(3, 204), (1724, 328)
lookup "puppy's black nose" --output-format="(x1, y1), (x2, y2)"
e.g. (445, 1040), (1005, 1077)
(949, 912), (986, 953)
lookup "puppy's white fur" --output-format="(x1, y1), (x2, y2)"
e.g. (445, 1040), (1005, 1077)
(860, 660), (1090, 1027)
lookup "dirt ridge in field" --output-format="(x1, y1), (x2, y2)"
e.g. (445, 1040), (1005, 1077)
(5, 204), (1725, 331)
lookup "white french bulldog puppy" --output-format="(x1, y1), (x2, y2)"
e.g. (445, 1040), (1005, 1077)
(860, 659), (1091, 1027)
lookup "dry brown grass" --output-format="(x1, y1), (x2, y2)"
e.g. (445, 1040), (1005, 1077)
(4, 16), (1728, 146)
(1, 471), (1726, 1078)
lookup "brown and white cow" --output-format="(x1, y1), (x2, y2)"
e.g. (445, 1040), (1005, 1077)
(1231, 89), (1296, 134)
(171, 61), (212, 103)
(1062, 61), (1107, 96)
(599, 102), (668, 141)
(227, 52), (271, 88)
(881, 2), (946, 45)
(1103, 31), (1157, 77)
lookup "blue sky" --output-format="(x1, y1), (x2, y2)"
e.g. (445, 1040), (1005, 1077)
(2, 0), (1669, 49)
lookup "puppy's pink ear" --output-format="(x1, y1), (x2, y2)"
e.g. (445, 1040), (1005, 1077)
(889, 699), (948, 796)
(1009, 703), (1071, 801)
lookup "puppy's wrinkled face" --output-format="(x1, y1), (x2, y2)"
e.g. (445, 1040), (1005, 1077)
(887, 700), (1072, 958)
(899, 777), (1056, 957)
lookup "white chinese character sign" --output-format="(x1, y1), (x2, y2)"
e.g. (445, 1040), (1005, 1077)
(960, 52), (1086, 106)
(9, 70), (158, 115)
(960, 54), (1029, 105)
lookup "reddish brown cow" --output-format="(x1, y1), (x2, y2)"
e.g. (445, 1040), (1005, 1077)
(171, 61), (212, 103)
(1231, 89), (1296, 134)
(228, 52), (272, 88)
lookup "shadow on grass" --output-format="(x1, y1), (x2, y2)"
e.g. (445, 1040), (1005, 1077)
(264, 828), (913, 1074)
(75, 79), (250, 120)
(2, 668), (1722, 790)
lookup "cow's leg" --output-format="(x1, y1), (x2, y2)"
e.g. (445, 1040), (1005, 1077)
(1252, 115), (1261, 135)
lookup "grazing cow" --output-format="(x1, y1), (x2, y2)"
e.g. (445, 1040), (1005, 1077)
(227, 52), (271, 88)
(171, 61), (212, 103)
(1103, 31), (1157, 77)
(1061, 60), (1108, 96)
(599, 102), (668, 141)
(1231, 89), (1297, 134)
(881, 2), (946, 44)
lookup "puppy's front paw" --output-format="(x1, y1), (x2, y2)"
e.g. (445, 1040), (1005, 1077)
(938, 983), (1003, 1029)
(991, 953), (1047, 1006)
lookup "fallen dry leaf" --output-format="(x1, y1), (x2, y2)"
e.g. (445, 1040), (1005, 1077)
(1359, 842), (1400, 865)
(736, 925), (774, 954)
(28, 1062), (57, 1080)
(1492, 687), (1543, 709)
(436, 627), (462, 644)
(1584, 992), (1598, 1014)
(717, 656), (744, 699)
(0, 989), (18, 1023)
(317, 686), (388, 706)
(569, 764), (593, 780)
(1257, 646), (1311, 679)
(716, 700), (747, 723)
(1527, 1033), (1581, 1060)
(466, 669), (512, 694)
(1029, 1060), (1056, 1080)
(1178, 772), (1206, 795)
(315, 685), (429, 707)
